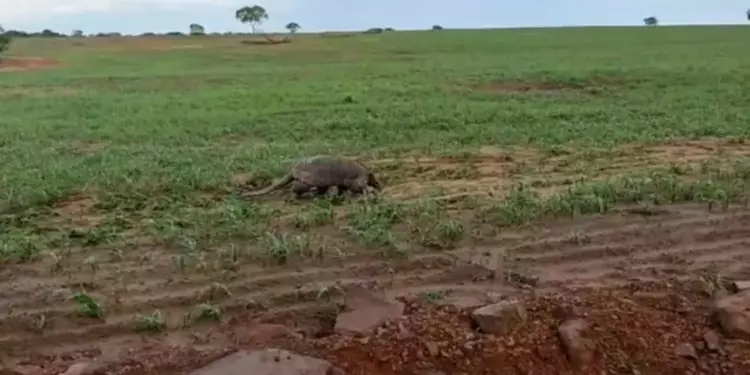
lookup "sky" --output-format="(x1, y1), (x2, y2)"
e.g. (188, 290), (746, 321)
(0, 0), (747, 35)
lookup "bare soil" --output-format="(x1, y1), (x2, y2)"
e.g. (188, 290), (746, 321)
(3, 139), (750, 373)
(3, 199), (750, 373)
(374, 138), (750, 201)
(474, 77), (623, 94)
(0, 57), (58, 72)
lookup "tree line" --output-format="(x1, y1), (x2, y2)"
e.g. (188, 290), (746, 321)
(4, 3), (749, 49)
(0, 4), (445, 40)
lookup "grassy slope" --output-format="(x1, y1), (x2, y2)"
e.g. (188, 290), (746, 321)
(1, 27), (750, 264)
(1, 26), (749, 210)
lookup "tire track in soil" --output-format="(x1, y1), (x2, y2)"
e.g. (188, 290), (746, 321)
(0, 252), (492, 356)
(463, 203), (750, 288)
(3, 202), (750, 363)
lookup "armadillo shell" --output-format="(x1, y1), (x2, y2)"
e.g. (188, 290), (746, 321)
(290, 156), (367, 187)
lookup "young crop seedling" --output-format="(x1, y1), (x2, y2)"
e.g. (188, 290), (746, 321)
(217, 244), (244, 271)
(291, 202), (335, 230)
(190, 303), (222, 322)
(46, 250), (65, 275)
(84, 255), (99, 276)
(71, 292), (104, 319)
(261, 231), (313, 265)
(420, 291), (445, 302)
(135, 310), (167, 332)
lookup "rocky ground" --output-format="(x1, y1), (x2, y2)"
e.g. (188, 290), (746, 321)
(7, 277), (750, 375)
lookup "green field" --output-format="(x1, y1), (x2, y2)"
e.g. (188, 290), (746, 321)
(1, 25), (750, 263)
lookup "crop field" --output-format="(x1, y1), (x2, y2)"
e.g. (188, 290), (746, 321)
(2, 26), (750, 373)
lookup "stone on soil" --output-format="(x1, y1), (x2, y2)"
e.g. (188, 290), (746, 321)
(712, 289), (750, 339)
(732, 280), (750, 292)
(471, 299), (527, 335)
(59, 361), (103, 375)
(557, 318), (596, 367)
(335, 286), (404, 335)
(674, 342), (698, 359)
(189, 348), (344, 375)
(703, 330), (722, 352)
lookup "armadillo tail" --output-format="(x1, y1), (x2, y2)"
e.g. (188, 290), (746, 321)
(241, 174), (294, 197)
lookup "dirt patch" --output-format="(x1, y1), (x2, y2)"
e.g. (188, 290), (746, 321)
(68, 140), (110, 156)
(0, 57), (59, 72)
(13, 279), (750, 375)
(136, 41), (205, 51)
(3, 201), (750, 372)
(475, 77), (622, 94)
(0, 86), (79, 99)
(49, 192), (105, 228)
(371, 138), (750, 201)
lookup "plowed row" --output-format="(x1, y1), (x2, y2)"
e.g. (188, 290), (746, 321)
(3, 202), (750, 366)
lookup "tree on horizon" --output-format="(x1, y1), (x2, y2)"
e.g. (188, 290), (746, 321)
(189, 23), (205, 35)
(0, 25), (11, 57)
(235, 5), (269, 33)
(285, 22), (301, 34)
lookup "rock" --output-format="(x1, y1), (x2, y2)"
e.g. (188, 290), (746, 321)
(558, 318), (596, 367)
(60, 362), (103, 375)
(189, 348), (345, 375)
(435, 295), (486, 309)
(732, 280), (750, 292)
(703, 330), (722, 352)
(471, 299), (527, 335)
(712, 290), (750, 339)
(674, 342), (698, 359)
(335, 286), (404, 335)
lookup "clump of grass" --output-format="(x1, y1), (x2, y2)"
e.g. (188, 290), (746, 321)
(0, 228), (41, 262)
(420, 291), (446, 302)
(291, 200), (335, 230)
(135, 310), (167, 332)
(483, 168), (750, 227)
(84, 255), (99, 275)
(146, 197), (275, 250)
(190, 303), (222, 322)
(46, 250), (66, 275)
(345, 196), (407, 255)
(408, 199), (465, 250)
(698, 272), (729, 298)
(261, 231), (316, 265)
(70, 292), (104, 318)
(68, 224), (122, 247)
(482, 184), (543, 226)
(217, 244), (244, 271)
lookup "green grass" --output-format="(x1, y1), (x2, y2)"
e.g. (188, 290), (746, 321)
(1, 26), (749, 210)
(1, 26), (750, 263)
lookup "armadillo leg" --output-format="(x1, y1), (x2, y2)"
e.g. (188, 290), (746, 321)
(291, 181), (314, 198)
(314, 186), (330, 196)
(346, 182), (366, 195)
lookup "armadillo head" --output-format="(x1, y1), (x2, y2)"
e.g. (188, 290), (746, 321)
(366, 172), (382, 191)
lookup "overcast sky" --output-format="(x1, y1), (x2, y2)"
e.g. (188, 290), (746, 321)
(0, 0), (747, 34)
